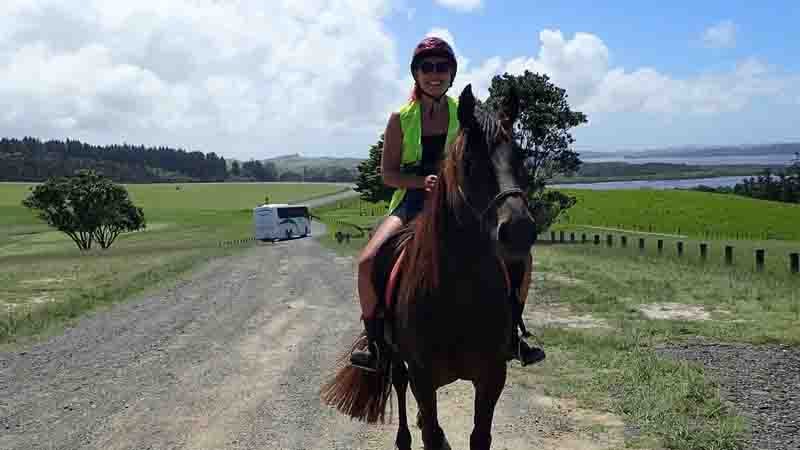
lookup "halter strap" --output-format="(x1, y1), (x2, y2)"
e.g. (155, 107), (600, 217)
(457, 186), (528, 224)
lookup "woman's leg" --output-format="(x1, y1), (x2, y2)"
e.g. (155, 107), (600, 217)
(350, 215), (405, 371)
(510, 252), (545, 366)
(356, 215), (405, 319)
(519, 253), (532, 312)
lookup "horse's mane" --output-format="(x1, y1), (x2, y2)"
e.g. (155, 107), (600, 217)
(397, 100), (506, 304)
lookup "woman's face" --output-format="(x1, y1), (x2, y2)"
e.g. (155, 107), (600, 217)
(415, 56), (453, 98)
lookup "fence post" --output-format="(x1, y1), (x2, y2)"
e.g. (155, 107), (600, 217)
(582, 233), (587, 243)
(621, 236), (628, 248)
(790, 253), (799, 274)
(594, 234), (600, 245)
(560, 231), (565, 243)
(677, 241), (684, 257)
(551, 231), (556, 242)
(755, 249), (765, 272)
(725, 246), (734, 265)
(570, 232), (575, 243)
(606, 234), (613, 247)
(639, 238), (645, 252)
(700, 243), (708, 261)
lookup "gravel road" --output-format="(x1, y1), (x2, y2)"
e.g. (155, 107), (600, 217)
(657, 339), (800, 450)
(1, 216), (618, 450)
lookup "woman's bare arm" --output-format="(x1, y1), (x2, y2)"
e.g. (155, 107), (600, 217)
(381, 113), (426, 190)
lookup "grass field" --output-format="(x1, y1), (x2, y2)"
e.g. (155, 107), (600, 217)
(313, 192), (800, 450)
(0, 182), (349, 344)
(555, 188), (800, 241)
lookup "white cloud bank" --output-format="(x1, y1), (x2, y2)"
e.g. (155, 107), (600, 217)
(451, 28), (795, 121)
(0, 2), (795, 159)
(0, 0), (405, 159)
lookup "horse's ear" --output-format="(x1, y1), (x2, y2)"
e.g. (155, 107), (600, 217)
(501, 84), (519, 128)
(458, 84), (476, 127)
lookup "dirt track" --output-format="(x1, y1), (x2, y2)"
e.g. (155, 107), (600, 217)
(0, 217), (626, 450)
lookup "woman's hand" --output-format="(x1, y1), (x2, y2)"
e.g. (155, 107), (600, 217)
(423, 175), (438, 192)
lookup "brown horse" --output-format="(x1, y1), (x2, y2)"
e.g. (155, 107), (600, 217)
(321, 83), (537, 450)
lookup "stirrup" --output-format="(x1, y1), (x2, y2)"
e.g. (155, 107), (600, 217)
(349, 338), (383, 373)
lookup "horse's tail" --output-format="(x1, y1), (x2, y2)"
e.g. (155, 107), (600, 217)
(319, 333), (394, 424)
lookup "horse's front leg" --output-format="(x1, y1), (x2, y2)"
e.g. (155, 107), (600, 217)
(470, 363), (507, 450)
(392, 361), (412, 450)
(408, 365), (450, 450)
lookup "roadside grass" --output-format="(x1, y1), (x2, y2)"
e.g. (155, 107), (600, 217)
(0, 182), (347, 345)
(312, 194), (800, 450)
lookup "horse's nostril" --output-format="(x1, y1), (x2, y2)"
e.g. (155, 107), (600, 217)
(498, 217), (537, 250)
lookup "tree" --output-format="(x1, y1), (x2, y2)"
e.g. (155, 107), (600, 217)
(22, 170), (145, 251)
(354, 134), (393, 203)
(230, 160), (241, 177)
(487, 71), (587, 191)
(487, 71), (587, 229)
(263, 161), (278, 181)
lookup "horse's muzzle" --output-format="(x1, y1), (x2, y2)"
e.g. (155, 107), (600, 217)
(497, 214), (537, 259)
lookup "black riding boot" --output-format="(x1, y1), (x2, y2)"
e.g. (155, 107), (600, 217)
(511, 330), (546, 366)
(350, 317), (385, 372)
(508, 290), (546, 366)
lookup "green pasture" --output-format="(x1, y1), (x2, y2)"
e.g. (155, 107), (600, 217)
(555, 188), (800, 241)
(313, 191), (800, 450)
(0, 182), (349, 344)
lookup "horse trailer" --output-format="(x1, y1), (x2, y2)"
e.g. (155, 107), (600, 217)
(253, 204), (311, 241)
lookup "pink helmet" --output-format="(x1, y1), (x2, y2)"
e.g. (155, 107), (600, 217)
(410, 36), (457, 83)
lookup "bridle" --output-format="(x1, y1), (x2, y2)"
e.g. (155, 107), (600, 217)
(455, 119), (530, 223)
(458, 185), (527, 225)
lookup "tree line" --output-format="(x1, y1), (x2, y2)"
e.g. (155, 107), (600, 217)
(692, 153), (800, 203)
(0, 137), (357, 183)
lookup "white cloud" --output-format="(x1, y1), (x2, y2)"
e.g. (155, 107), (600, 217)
(434, 0), (483, 12)
(702, 20), (736, 48)
(448, 29), (792, 121)
(0, 0), (403, 159)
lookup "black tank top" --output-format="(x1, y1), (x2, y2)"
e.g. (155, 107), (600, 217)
(419, 133), (447, 176)
(404, 133), (447, 208)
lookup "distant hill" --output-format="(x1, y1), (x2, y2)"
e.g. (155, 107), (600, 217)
(264, 153), (363, 173)
(614, 142), (800, 159)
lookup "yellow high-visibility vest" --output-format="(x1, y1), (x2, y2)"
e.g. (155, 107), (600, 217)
(386, 96), (460, 215)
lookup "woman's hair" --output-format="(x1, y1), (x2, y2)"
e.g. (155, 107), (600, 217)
(409, 83), (422, 102)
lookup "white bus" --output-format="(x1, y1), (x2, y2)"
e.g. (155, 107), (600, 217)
(253, 204), (311, 241)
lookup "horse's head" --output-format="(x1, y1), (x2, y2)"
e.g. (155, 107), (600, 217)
(452, 83), (536, 262)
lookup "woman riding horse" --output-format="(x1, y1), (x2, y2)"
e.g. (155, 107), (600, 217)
(349, 36), (545, 372)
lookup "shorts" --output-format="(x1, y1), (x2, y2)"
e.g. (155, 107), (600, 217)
(389, 189), (426, 223)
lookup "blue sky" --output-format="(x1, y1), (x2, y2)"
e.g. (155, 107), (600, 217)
(0, 1), (798, 159)
(378, 1), (800, 152)
(389, 1), (800, 76)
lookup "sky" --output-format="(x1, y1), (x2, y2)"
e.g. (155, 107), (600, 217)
(1, 0), (798, 161)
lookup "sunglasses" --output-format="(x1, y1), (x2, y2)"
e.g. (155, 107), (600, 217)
(418, 60), (451, 74)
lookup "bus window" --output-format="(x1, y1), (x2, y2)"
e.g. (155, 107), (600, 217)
(277, 206), (309, 219)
